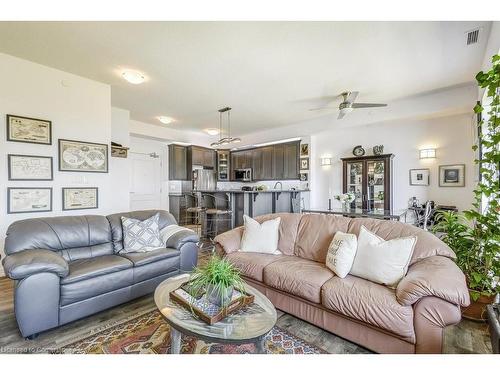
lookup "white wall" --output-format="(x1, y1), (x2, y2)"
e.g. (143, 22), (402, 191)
(130, 120), (211, 147)
(110, 107), (131, 212)
(310, 114), (476, 212)
(0, 53), (126, 276)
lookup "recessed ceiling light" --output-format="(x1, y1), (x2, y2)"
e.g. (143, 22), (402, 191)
(121, 70), (146, 84)
(158, 116), (175, 125)
(204, 128), (220, 136)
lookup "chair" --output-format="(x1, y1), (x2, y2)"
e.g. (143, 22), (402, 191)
(201, 193), (233, 244)
(179, 193), (205, 238)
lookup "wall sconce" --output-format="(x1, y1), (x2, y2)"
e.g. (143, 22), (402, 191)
(320, 157), (332, 166)
(419, 148), (436, 159)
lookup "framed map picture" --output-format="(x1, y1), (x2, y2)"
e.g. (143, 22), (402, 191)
(7, 187), (52, 214)
(8, 154), (53, 181)
(6, 114), (52, 145)
(62, 187), (98, 210)
(59, 139), (109, 173)
(439, 164), (465, 187)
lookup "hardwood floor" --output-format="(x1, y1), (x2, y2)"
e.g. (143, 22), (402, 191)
(0, 260), (492, 354)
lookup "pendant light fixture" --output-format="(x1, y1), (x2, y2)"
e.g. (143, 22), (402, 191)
(210, 107), (241, 148)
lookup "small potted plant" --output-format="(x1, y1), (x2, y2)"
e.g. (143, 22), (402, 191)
(188, 255), (245, 308)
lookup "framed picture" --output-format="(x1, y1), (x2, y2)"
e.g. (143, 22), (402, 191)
(59, 139), (109, 173)
(8, 154), (53, 181)
(300, 157), (310, 170)
(6, 114), (52, 145)
(299, 172), (308, 182)
(439, 164), (465, 187)
(62, 187), (98, 210)
(7, 187), (52, 214)
(409, 168), (430, 186)
(300, 143), (309, 157)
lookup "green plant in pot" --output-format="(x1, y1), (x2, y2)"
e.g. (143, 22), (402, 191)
(188, 255), (245, 308)
(433, 54), (500, 321)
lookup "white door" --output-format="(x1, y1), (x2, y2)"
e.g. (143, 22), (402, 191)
(130, 152), (162, 210)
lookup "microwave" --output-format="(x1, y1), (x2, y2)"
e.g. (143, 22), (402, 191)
(234, 168), (252, 182)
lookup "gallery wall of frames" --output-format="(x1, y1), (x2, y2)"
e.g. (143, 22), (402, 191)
(5, 114), (107, 214)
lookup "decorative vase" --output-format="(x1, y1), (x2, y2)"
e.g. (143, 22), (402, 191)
(342, 202), (350, 212)
(206, 284), (234, 307)
(461, 290), (497, 322)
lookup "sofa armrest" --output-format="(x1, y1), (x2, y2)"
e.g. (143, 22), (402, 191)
(2, 249), (69, 280)
(213, 226), (244, 255)
(165, 228), (199, 250)
(396, 256), (470, 307)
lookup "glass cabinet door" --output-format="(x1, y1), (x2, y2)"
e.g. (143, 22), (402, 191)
(367, 160), (385, 211)
(346, 162), (363, 209)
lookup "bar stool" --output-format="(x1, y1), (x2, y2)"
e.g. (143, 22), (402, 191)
(201, 193), (233, 244)
(180, 193), (205, 237)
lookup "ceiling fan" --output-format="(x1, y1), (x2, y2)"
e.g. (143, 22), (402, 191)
(309, 91), (387, 119)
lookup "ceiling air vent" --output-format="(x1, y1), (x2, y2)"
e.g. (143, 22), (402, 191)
(466, 28), (480, 45)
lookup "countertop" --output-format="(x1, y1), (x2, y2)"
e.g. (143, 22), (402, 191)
(192, 189), (310, 194)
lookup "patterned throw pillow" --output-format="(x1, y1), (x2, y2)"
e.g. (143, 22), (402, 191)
(120, 213), (163, 253)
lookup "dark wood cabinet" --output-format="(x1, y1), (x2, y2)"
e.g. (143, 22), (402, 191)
(169, 145), (216, 180)
(190, 146), (215, 168)
(283, 142), (299, 179)
(341, 154), (394, 211)
(261, 146), (274, 180)
(272, 144), (285, 180)
(168, 144), (188, 180)
(228, 141), (300, 181)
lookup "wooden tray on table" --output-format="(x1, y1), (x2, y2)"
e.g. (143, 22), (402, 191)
(169, 281), (255, 325)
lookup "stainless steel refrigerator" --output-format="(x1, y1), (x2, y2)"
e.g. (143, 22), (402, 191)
(192, 169), (216, 191)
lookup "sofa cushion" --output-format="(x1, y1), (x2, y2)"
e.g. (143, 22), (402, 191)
(120, 213), (163, 253)
(61, 255), (133, 285)
(132, 256), (181, 283)
(263, 257), (334, 303)
(240, 215), (281, 254)
(226, 252), (285, 282)
(321, 275), (415, 341)
(61, 268), (133, 306)
(347, 218), (455, 266)
(295, 214), (350, 262)
(120, 248), (179, 267)
(254, 213), (302, 255)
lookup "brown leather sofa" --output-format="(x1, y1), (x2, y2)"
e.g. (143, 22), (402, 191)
(214, 213), (470, 354)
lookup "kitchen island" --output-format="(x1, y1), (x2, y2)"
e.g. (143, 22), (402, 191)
(193, 189), (309, 229)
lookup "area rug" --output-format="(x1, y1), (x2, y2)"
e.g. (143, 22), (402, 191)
(52, 308), (325, 354)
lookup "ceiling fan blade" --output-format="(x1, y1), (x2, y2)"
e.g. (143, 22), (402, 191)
(309, 106), (336, 111)
(337, 111), (346, 120)
(346, 91), (359, 103)
(352, 103), (387, 108)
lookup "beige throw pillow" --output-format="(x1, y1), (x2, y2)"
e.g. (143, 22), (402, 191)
(240, 215), (281, 255)
(326, 231), (358, 278)
(350, 225), (417, 287)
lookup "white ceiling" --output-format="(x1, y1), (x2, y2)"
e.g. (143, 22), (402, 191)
(0, 21), (491, 136)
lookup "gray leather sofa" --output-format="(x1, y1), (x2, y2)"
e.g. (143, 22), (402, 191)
(2, 209), (199, 339)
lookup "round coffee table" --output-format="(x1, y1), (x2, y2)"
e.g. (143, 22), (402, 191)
(154, 274), (277, 354)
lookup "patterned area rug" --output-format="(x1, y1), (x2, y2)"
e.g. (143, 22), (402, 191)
(52, 308), (325, 354)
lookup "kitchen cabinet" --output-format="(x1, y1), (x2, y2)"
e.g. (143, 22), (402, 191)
(229, 141), (300, 181)
(190, 146), (216, 168)
(283, 142), (299, 179)
(341, 154), (394, 211)
(168, 144), (188, 180)
(272, 144), (285, 180)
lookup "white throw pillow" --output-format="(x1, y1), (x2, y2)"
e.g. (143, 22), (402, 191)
(325, 231), (358, 278)
(240, 215), (281, 255)
(350, 226), (417, 287)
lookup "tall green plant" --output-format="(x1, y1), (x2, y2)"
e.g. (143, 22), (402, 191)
(433, 54), (500, 300)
